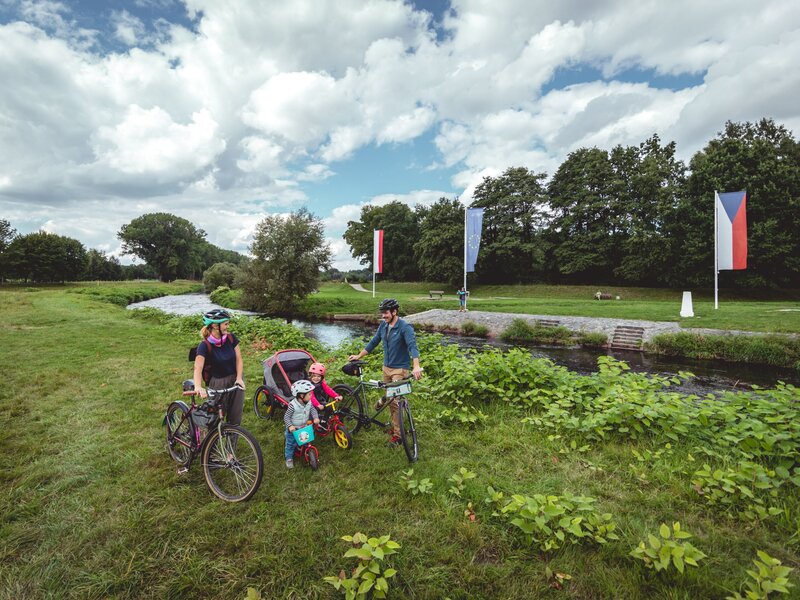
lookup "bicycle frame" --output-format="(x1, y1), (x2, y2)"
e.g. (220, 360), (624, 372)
(339, 375), (413, 429)
(173, 386), (241, 467)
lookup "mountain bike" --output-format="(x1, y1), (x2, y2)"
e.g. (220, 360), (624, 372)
(164, 383), (264, 502)
(333, 362), (418, 462)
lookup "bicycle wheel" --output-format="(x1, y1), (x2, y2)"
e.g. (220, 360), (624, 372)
(202, 424), (264, 502)
(332, 384), (364, 435)
(333, 422), (353, 450)
(307, 446), (319, 471)
(165, 401), (195, 467)
(398, 400), (418, 463)
(253, 385), (275, 420)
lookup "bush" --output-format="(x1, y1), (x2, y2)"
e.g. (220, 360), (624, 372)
(500, 318), (572, 344)
(630, 522), (706, 574)
(461, 321), (489, 337)
(209, 285), (243, 309)
(202, 262), (241, 293)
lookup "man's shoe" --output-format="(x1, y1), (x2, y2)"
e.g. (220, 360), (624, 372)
(387, 435), (401, 448)
(285, 459), (294, 469)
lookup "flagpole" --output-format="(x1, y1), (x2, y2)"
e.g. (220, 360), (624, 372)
(463, 202), (468, 311)
(714, 191), (719, 310)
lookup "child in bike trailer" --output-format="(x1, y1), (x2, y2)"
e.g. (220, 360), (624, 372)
(307, 362), (342, 426)
(283, 380), (320, 469)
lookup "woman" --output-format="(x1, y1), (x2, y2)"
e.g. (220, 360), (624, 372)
(193, 309), (245, 426)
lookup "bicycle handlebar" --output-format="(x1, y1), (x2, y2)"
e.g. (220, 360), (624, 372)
(182, 384), (244, 397)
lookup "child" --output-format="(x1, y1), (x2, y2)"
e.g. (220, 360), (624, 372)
(307, 362), (342, 425)
(284, 379), (319, 469)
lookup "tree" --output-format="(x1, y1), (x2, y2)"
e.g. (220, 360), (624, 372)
(4, 231), (86, 282)
(118, 213), (207, 281)
(239, 209), (331, 314)
(547, 149), (622, 283)
(0, 219), (18, 281)
(82, 249), (124, 281)
(471, 167), (550, 284)
(413, 198), (464, 285)
(202, 262), (241, 292)
(680, 119), (800, 288)
(343, 201), (420, 281)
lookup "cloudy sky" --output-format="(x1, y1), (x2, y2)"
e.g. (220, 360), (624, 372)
(1, 0), (799, 268)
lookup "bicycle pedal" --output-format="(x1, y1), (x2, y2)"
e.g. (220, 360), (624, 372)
(176, 466), (189, 476)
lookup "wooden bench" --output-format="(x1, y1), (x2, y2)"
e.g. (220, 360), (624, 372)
(428, 290), (445, 300)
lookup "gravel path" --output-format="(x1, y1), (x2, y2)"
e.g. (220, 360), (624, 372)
(349, 283), (369, 293)
(403, 308), (787, 342)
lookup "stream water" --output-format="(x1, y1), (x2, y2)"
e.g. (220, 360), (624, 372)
(127, 294), (800, 395)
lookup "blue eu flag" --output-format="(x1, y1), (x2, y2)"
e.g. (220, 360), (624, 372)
(466, 207), (484, 272)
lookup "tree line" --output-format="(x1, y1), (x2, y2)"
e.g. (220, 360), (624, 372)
(344, 119), (800, 289)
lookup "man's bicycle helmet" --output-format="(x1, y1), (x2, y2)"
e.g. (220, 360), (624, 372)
(203, 308), (231, 326)
(291, 379), (315, 397)
(378, 298), (399, 312)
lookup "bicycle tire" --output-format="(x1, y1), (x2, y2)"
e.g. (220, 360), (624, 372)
(332, 384), (364, 435)
(333, 422), (353, 450)
(308, 446), (319, 471)
(165, 401), (195, 467)
(398, 400), (418, 463)
(253, 385), (274, 420)
(202, 424), (264, 502)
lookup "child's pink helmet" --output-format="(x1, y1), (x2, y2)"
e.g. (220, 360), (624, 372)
(308, 362), (326, 376)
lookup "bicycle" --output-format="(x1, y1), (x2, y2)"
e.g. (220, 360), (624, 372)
(164, 383), (264, 502)
(333, 362), (418, 462)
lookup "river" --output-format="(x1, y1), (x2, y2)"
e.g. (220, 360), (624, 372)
(127, 294), (800, 394)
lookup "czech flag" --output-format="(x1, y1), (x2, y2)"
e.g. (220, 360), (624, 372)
(373, 229), (383, 274)
(716, 190), (747, 270)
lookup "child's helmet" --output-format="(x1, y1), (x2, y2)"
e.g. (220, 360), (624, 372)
(308, 362), (326, 376)
(203, 308), (231, 326)
(291, 379), (315, 397)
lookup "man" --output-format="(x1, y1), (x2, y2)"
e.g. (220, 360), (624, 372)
(348, 298), (423, 446)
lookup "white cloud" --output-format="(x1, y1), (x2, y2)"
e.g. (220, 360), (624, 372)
(111, 10), (145, 46)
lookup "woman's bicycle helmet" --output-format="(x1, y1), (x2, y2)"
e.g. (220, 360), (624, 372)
(378, 298), (399, 311)
(203, 308), (231, 326)
(308, 362), (326, 376)
(291, 379), (315, 397)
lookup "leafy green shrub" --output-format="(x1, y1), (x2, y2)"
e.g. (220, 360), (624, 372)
(208, 285), (243, 308)
(399, 469), (433, 495)
(323, 533), (400, 600)
(691, 461), (791, 519)
(486, 487), (619, 552)
(727, 550), (795, 599)
(447, 467), (477, 497)
(461, 321), (489, 337)
(648, 332), (800, 369)
(630, 522), (706, 574)
(202, 262), (241, 293)
(436, 400), (488, 427)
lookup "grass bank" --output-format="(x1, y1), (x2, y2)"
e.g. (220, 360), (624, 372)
(4, 283), (798, 598)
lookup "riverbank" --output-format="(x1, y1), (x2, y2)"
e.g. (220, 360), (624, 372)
(3, 282), (799, 598)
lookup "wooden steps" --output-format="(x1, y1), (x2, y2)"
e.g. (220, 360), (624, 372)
(610, 326), (644, 350)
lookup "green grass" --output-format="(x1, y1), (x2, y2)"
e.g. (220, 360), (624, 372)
(2, 283), (798, 599)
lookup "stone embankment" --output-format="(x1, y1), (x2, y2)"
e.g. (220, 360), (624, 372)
(402, 308), (779, 344)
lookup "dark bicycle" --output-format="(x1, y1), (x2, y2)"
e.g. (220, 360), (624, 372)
(164, 381), (264, 502)
(333, 361), (418, 462)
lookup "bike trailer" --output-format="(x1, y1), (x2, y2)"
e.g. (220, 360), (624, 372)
(261, 349), (317, 405)
(292, 424), (315, 446)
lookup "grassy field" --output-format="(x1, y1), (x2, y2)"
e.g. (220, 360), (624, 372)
(294, 282), (800, 334)
(2, 283), (799, 599)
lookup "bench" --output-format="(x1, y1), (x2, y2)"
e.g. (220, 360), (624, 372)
(428, 290), (445, 300)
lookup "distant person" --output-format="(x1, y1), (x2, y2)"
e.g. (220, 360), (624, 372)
(457, 287), (468, 312)
(193, 309), (245, 425)
(348, 298), (422, 447)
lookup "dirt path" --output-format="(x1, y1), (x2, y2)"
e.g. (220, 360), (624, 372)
(349, 283), (369, 292)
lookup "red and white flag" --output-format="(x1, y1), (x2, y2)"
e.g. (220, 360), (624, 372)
(373, 229), (383, 274)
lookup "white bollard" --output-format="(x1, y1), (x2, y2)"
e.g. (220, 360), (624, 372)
(680, 291), (694, 318)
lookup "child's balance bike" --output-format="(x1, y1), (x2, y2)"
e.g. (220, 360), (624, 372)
(316, 398), (354, 450)
(292, 422), (320, 471)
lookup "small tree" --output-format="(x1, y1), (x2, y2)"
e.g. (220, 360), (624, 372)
(240, 209), (331, 314)
(202, 262), (241, 292)
(0, 219), (18, 281)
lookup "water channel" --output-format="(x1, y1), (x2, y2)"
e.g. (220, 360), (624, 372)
(127, 293), (800, 395)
